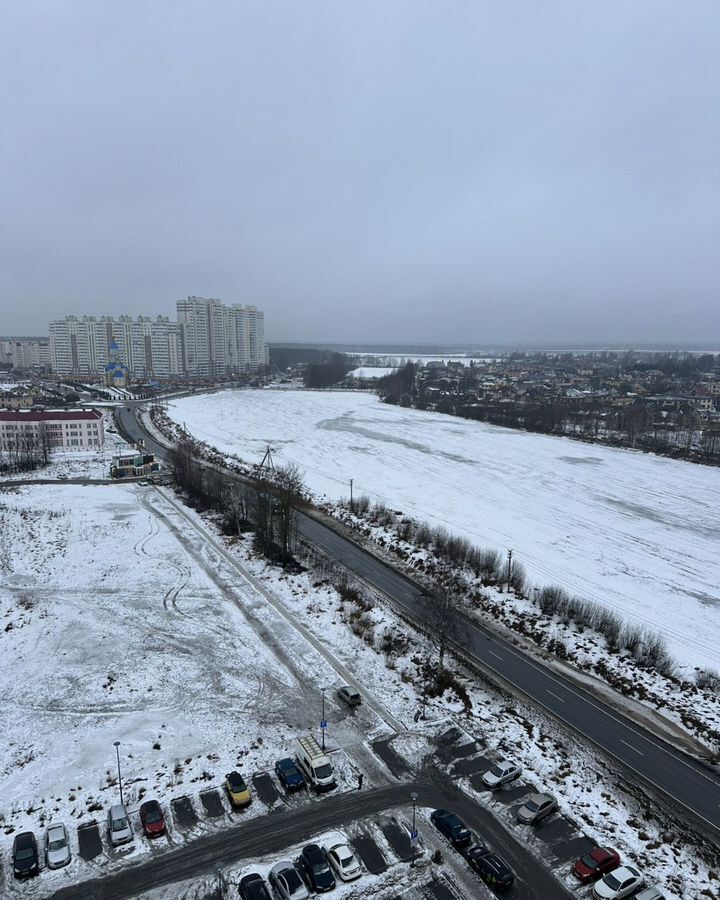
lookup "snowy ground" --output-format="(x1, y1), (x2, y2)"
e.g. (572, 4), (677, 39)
(167, 389), (720, 672)
(0, 479), (715, 898)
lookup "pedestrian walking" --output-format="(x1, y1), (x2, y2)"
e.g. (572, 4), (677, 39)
(357, 773), (364, 790)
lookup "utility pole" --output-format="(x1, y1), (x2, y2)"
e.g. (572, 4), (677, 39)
(113, 741), (124, 806)
(349, 478), (354, 511)
(320, 688), (327, 751)
(410, 792), (419, 866)
(506, 548), (513, 593)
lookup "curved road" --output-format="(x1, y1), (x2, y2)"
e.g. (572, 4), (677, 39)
(117, 403), (720, 841)
(51, 781), (572, 900)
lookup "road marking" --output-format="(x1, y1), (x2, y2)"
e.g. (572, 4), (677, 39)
(546, 689), (565, 703)
(620, 739), (644, 756)
(488, 650), (504, 661)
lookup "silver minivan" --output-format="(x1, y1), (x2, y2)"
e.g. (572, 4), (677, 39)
(107, 803), (133, 846)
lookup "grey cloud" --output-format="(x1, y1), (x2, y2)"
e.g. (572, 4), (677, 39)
(1, 0), (718, 343)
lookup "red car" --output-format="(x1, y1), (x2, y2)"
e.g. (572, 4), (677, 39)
(573, 847), (620, 883)
(139, 799), (166, 838)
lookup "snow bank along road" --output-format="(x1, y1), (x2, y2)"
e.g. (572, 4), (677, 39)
(118, 404), (720, 840)
(51, 782), (572, 900)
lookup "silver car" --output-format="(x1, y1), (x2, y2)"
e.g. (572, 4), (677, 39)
(517, 792), (557, 824)
(324, 841), (361, 881)
(45, 823), (71, 869)
(268, 860), (310, 899)
(107, 803), (133, 846)
(481, 759), (522, 789)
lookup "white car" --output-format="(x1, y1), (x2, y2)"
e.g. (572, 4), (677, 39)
(481, 759), (522, 789)
(593, 865), (644, 899)
(107, 803), (133, 846)
(45, 823), (71, 868)
(324, 841), (362, 881)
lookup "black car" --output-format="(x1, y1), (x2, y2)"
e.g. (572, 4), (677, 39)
(466, 845), (515, 892)
(275, 756), (305, 791)
(430, 809), (472, 847)
(239, 872), (273, 900)
(298, 843), (336, 892)
(13, 831), (39, 879)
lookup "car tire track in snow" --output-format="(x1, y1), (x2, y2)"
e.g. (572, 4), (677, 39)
(147, 487), (407, 736)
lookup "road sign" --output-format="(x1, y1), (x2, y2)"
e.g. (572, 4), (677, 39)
(320, 720), (327, 729)
(410, 829), (418, 842)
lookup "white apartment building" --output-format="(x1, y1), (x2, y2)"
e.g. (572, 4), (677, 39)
(0, 409), (105, 450)
(0, 337), (51, 370)
(49, 316), (182, 378)
(177, 296), (265, 376)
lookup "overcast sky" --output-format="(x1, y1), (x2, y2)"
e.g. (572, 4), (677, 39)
(1, 1), (718, 344)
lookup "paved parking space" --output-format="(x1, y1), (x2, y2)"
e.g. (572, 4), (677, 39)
(381, 818), (412, 861)
(424, 878), (459, 899)
(252, 773), (279, 806)
(352, 830), (388, 874)
(171, 796), (199, 830)
(77, 822), (103, 861)
(199, 789), (225, 818)
(453, 755), (488, 776)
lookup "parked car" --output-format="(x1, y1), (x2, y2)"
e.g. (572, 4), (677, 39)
(12, 832), (39, 879)
(430, 809), (472, 847)
(337, 685), (362, 707)
(269, 860), (310, 899)
(45, 823), (71, 869)
(634, 888), (665, 900)
(573, 847), (621, 884)
(298, 843), (336, 892)
(481, 759), (522, 789)
(239, 872), (273, 900)
(465, 844), (514, 892)
(517, 792), (557, 825)
(324, 840), (361, 881)
(139, 799), (166, 837)
(107, 803), (133, 845)
(225, 770), (251, 807)
(275, 757), (305, 791)
(592, 865), (645, 899)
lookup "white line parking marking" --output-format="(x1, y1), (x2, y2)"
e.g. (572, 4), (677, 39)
(620, 739), (644, 756)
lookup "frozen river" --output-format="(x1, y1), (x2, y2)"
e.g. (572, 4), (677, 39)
(169, 389), (720, 671)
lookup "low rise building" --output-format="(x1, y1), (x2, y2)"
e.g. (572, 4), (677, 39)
(110, 449), (160, 479)
(0, 409), (105, 450)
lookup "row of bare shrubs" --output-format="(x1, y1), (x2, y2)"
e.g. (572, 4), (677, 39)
(344, 497), (720, 690)
(535, 586), (679, 677)
(353, 498), (527, 591)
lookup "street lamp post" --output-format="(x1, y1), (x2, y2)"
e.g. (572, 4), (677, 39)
(113, 741), (124, 806)
(410, 791), (418, 867)
(320, 688), (327, 751)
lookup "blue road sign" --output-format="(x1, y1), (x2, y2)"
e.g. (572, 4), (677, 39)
(410, 829), (418, 841)
(320, 720), (327, 729)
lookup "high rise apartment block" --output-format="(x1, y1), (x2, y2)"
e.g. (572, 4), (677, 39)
(48, 299), (266, 379)
(49, 316), (182, 378)
(0, 337), (51, 370)
(176, 297), (265, 376)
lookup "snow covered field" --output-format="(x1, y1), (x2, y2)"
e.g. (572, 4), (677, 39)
(168, 389), (720, 672)
(1, 478), (714, 898)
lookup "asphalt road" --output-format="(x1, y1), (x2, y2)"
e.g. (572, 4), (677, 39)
(51, 781), (573, 900)
(116, 403), (720, 839)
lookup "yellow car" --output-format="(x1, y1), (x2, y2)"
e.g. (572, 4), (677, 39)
(224, 771), (251, 807)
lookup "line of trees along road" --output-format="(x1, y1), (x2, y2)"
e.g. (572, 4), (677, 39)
(169, 441), (304, 565)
